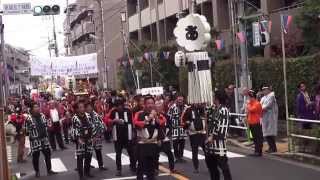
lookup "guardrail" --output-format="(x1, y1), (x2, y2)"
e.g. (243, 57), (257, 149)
(229, 113), (248, 130)
(288, 117), (320, 142)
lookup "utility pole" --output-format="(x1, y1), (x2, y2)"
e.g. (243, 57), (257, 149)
(0, 15), (10, 180)
(96, 0), (108, 89)
(238, 0), (249, 89)
(52, 15), (59, 57)
(66, 0), (72, 56)
(137, 0), (142, 41)
(155, 0), (161, 47)
(120, 13), (137, 89)
(229, 0), (240, 113)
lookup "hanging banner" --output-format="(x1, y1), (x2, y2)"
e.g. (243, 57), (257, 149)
(30, 53), (98, 76)
(252, 22), (261, 47)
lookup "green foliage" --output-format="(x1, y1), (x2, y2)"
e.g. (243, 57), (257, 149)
(215, 54), (320, 119)
(295, 0), (320, 53)
(119, 44), (180, 91)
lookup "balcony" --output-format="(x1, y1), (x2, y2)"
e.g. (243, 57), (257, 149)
(83, 21), (95, 34)
(84, 44), (96, 54)
(70, 8), (94, 30)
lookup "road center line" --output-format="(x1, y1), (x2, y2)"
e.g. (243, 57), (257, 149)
(102, 173), (169, 180)
(159, 165), (189, 180)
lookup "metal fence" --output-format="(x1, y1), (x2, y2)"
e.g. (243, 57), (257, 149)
(228, 113), (320, 153)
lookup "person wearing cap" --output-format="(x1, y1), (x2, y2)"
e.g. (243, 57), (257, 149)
(260, 86), (278, 153)
(245, 89), (263, 156)
(134, 95), (166, 180)
(106, 96), (136, 176)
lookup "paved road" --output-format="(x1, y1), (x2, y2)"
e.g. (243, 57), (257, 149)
(7, 139), (320, 180)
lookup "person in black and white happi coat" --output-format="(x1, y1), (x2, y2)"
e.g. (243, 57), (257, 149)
(181, 104), (206, 173)
(155, 100), (175, 173)
(167, 94), (188, 163)
(25, 103), (58, 178)
(85, 102), (108, 171)
(72, 101), (95, 180)
(205, 91), (232, 180)
(106, 97), (135, 176)
(133, 95), (166, 180)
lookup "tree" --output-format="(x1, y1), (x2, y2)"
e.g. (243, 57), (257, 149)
(296, 0), (320, 54)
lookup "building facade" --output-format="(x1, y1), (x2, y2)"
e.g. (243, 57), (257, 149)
(4, 45), (30, 95)
(63, 0), (126, 90)
(127, 0), (304, 56)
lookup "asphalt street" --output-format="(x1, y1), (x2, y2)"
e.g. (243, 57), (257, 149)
(8, 139), (320, 180)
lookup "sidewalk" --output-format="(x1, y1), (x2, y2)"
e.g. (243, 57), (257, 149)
(228, 136), (320, 166)
(6, 136), (29, 179)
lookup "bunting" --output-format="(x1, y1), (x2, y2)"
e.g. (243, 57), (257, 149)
(237, 31), (246, 43)
(215, 40), (224, 50)
(281, 15), (293, 34)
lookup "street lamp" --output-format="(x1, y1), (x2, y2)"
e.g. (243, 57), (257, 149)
(120, 12), (126, 22)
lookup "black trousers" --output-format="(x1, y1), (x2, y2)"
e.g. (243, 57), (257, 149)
(205, 155), (232, 180)
(173, 139), (185, 159)
(77, 153), (92, 178)
(157, 141), (175, 171)
(265, 136), (277, 152)
(136, 144), (158, 180)
(62, 124), (70, 144)
(48, 124), (65, 150)
(94, 149), (104, 168)
(32, 148), (52, 173)
(114, 141), (135, 171)
(190, 134), (206, 170)
(249, 124), (263, 154)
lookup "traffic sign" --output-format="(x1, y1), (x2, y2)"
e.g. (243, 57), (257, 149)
(2, 3), (32, 15)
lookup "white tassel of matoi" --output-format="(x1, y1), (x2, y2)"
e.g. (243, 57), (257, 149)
(186, 52), (213, 105)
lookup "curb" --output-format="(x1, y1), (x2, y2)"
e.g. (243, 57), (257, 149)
(228, 138), (320, 168)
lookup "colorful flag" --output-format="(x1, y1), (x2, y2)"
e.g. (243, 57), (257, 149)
(164, 51), (170, 59)
(129, 58), (134, 66)
(268, 20), (272, 33)
(215, 40), (224, 50)
(143, 52), (150, 61)
(159, 51), (165, 60)
(139, 56), (144, 63)
(237, 31), (246, 43)
(281, 15), (292, 34)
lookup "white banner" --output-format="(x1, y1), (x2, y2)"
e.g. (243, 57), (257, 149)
(30, 53), (98, 76)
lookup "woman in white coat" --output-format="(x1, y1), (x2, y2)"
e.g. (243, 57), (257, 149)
(260, 86), (278, 153)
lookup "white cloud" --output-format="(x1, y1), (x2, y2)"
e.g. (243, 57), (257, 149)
(2, 0), (68, 57)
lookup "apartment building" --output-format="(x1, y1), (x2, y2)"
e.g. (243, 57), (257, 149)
(127, 0), (304, 56)
(63, 0), (126, 89)
(4, 44), (30, 95)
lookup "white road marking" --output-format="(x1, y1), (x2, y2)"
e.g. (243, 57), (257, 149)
(106, 153), (131, 165)
(183, 149), (205, 160)
(159, 154), (168, 162)
(227, 151), (245, 158)
(102, 173), (169, 180)
(91, 157), (99, 168)
(7, 146), (12, 163)
(198, 147), (245, 158)
(50, 158), (68, 172)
